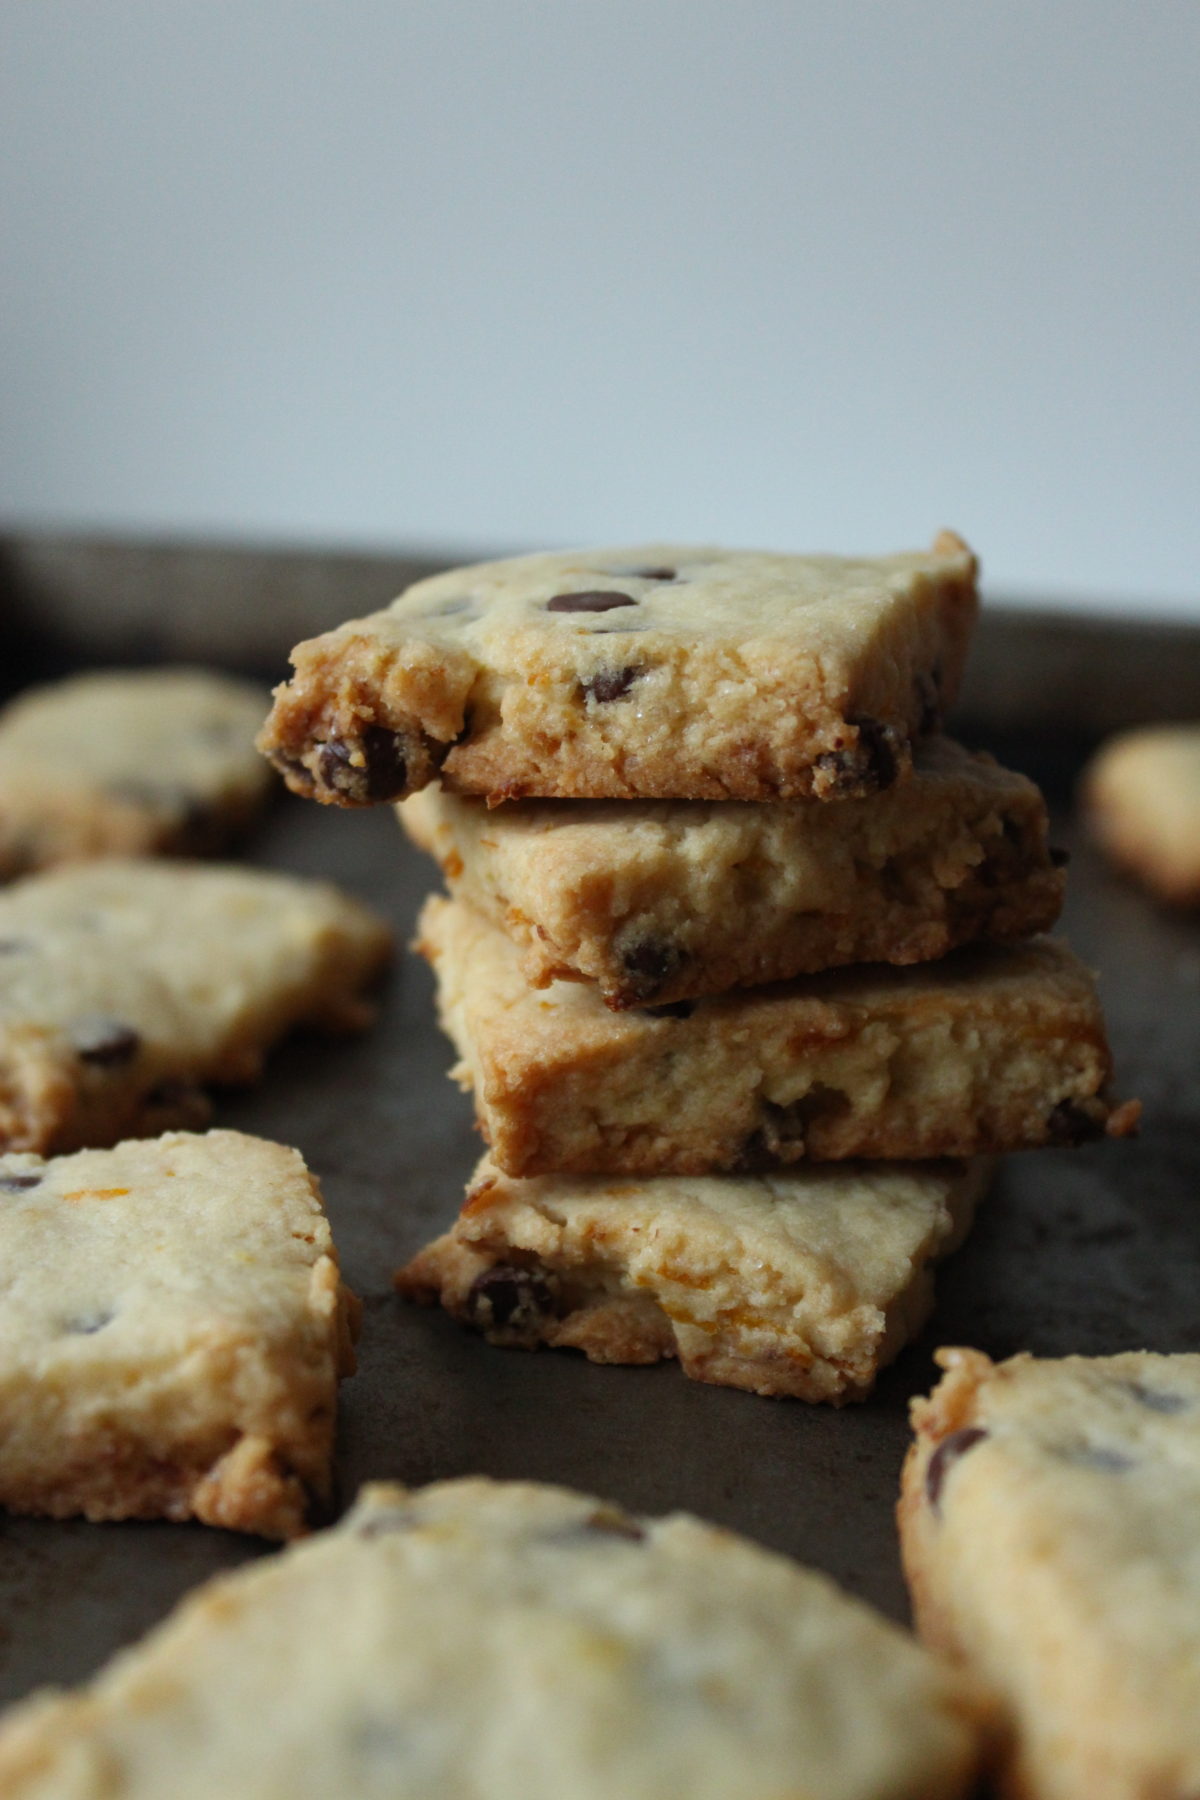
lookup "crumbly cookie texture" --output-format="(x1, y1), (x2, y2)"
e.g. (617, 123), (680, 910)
(0, 668), (276, 879)
(418, 896), (1136, 1177)
(1083, 723), (1200, 907)
(400, 738), (1064, 1008)
(899, 1347), (1200, 1800)
(260, 535), (978, 805)
(0, 1130), (358, 1537)
(0, 859), (391, 1154)
(398, 1156), (988, 1402)
(0, 1476), (986, 1800)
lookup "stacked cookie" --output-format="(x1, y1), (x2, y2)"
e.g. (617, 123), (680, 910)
(260, 535), (1135, 1400)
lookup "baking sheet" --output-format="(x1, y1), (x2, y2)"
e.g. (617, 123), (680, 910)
(1, 544), (1198, 1738)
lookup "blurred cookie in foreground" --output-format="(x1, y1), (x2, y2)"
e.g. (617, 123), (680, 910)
(0, 1130), (358, 1538)
(900, 1346), (1200, 1800)
(1083, 723), (1200, 907)
(398, 1155), (989, 1402)
(0, 1476), (986, 1799)
(0, 668), (275, 878)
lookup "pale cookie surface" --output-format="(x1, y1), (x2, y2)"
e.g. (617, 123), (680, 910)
(900, 1347), (1200, 1800)
(0, 669), (275, 879)
(1083, 723), (1200, 906)
(398, 1156), (988, 1402)
(0, 1476), (985, 1799)
(418, 896), (1134, 1176)
(400, 738), (1063, 1008)
(0, 1130), (358, 1536)
(260, 535), (978, 805)
(0, 859), (391, 1154)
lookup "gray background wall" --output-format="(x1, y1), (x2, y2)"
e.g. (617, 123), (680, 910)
(2, 2), (1197, 616)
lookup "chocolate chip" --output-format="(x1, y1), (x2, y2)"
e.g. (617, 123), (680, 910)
(746, 1086), (851, 1161)
(915, 670), (942, 735)
(71, 1019), (141, 1067)
(626, 566), (676, 581)
(640, 998), (694, 1020)
(467, 1264), (556, 1333)
(1044, 1099), (1106, 1146)
(1125, 1382), (1188, 1414)
(618, 935), (684, 1004)
(814, 718), (902, 798)
(64, 1309), (114, 1336)
(0, 1173), (41, 1193)
(925, 1426), (988, 1513)
(317, 726), (408, 803)
(1049, 846), (1070, 868)
(580, 666), (642, 704)
(546, 591), (638, 614)
(1058, 1444), (1136, 1472)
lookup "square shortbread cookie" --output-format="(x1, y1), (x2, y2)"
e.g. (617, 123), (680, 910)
(418, 896), (1136, 1176)
(0, 859), (391, 1154)
(0, 1130), (358, 1537)
(259, 535), (978, 805)
(398, 1155), (989, 1402)
(900, 1347), (1200, 1800)
(0, 1477), (985, 1798)
(0, 669), (275, 879)
(399, 737), (1064, 1007)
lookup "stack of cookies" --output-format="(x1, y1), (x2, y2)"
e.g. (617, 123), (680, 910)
(260, 534), (1136, 1401)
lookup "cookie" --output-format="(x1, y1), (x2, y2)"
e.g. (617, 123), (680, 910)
(398, 1155), (988, 1402)
(0, 669), (275, 879)
(259, 534), (978, 805)
(400, 737), (1064, 1008)
(899, 1347), (1200, 1800)
(0, 1129), (357, 1537)
(0, 859), (391, 1154)
(0, 1476), (985, 1798)
(418, 896), (1137, 1176)
(1083, 722), (1200, 906)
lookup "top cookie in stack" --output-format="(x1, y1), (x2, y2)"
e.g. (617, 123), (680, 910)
(262, 536), (1135, 1401)
(258, 534), (979, 806)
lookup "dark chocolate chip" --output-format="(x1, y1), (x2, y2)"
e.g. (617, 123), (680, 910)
(625, 566), (676, 581)
(1057, 1443), (1136, 1473)
(1044, 1099), (1106, 1146)
(467, 1264), (555, 1333)
(64, 1309), (114, 1336)
(1049, 846), (1070, 868)
(756, 1085), (850, 1155)
(546, 591), (638, 614)
(580, 666), (642, 704)
(0, 1173), (42, 1193)
(640, 998), (694, 1020)
(71, 1019), (142, 1067)
(814, 718), (902, 798)
(618, 935), (685, 1004)
(925, 1426), (988, 1513)
(915, 670), (942, 735)
(1124, 1381), (1188, 1414)
(317, 726), (408, 803)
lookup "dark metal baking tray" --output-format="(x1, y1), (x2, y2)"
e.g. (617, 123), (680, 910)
(1, 532), (1198, 1728)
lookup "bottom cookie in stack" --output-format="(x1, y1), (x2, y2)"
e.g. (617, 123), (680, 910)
(397, 1156), (989, 1402)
